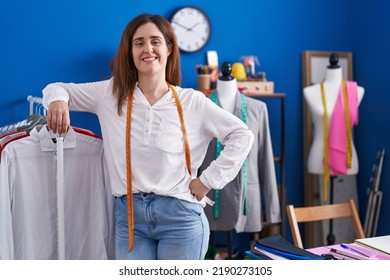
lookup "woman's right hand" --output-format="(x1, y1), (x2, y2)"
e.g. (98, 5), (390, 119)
(47, 100), (70, 135)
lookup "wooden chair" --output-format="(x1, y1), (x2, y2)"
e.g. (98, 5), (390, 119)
(286, 199), (365, 249)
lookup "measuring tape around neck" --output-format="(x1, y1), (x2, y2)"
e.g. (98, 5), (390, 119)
(125, 84), (191, 251)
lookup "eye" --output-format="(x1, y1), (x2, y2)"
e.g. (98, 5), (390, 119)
(133, 40), (143, 47)
(152, 39), (162, 45)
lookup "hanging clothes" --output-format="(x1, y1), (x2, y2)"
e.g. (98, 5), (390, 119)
(0, 114), (47, 137)
(0, 125), (115, 260)
(199, 91), (280, 232)
(0, 131), (30, 161)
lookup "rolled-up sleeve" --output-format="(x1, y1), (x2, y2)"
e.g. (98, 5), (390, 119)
(42, 83), (70, 109)
(42, 79), (111, 113)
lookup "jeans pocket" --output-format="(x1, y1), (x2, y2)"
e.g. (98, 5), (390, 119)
(175, 199), (202, 219)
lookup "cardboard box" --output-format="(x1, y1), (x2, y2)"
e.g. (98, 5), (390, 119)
(237, 81), (274, 95)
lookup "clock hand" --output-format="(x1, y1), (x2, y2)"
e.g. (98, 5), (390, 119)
(188, 22), (200, 31)
(172, 21), (191, 31)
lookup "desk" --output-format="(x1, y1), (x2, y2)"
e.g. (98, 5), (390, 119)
(307, 243), (390, 260)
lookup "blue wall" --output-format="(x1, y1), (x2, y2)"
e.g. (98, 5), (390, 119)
(1, 0), (389, 245)
(353, 0), (390, 237)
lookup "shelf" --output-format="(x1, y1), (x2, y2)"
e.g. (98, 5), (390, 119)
(244, 93), (285, 98)
(197, 88), (285, 99)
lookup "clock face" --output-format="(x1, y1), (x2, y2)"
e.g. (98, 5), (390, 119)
(170, 7), (211, 53)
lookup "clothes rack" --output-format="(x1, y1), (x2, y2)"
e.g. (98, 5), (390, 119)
(27, 95), (47, 116)
(0, 96), (46, 136)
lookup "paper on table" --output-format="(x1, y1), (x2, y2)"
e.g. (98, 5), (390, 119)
(349, 243), (390, 260)
(355, 235), (390, 255)
(307, 243), (390, 260)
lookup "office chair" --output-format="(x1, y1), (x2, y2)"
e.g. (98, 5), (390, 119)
(286, 199), (365, 249)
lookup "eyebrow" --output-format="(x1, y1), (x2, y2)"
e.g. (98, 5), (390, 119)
(133, 35), (163, 43)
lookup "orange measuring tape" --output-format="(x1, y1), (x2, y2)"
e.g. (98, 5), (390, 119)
(125, 84), (192, 251)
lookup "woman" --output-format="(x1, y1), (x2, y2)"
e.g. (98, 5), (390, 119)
(42, 14), (254, 260)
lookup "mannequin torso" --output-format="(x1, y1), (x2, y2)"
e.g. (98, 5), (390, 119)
(304, 67), (364, 175)
(216, 78), (238, 113)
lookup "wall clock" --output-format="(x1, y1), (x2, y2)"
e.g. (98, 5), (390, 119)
(170, 6), (211, 53)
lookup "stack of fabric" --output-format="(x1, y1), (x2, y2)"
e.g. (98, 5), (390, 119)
(245, 234), (324, 260)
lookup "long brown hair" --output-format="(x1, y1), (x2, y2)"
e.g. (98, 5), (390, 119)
(110, 14), (182, 115)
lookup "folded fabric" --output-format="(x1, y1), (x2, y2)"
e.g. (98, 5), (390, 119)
(255, 233), (324, 260)
(244, 250), (268, 260)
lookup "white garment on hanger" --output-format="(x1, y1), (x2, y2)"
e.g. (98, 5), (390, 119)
(0, 126), (115, 260)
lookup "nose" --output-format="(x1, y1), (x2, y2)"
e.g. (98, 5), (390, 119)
(143, 42), (154, 53)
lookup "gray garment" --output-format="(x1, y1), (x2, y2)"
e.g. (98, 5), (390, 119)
(0, 126), (115, 259)
(199, 92), (281, 232)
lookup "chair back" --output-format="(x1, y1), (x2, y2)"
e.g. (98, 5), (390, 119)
(286, 199), (365, 248)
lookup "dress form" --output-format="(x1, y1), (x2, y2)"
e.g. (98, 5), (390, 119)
(304, 53), (365, 246)
(205, 64), (280, 257)
(216, 62), (238, 113)
(304, 54), (364, 175)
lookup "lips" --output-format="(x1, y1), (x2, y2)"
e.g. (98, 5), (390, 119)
(142, 56), (157, 62)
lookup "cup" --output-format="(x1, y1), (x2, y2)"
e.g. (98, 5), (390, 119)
(197, 74), (211, 90)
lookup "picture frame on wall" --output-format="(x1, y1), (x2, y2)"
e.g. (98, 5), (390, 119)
(302, 50), (353, 87)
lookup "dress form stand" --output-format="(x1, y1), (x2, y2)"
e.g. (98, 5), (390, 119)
(326, 53), (339, 246)
(327, 176), (336, 245)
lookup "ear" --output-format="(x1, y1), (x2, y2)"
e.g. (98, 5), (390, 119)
(167, 46), (172, 56)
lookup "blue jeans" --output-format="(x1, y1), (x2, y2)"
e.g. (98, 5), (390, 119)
(115, 193), (210, 260)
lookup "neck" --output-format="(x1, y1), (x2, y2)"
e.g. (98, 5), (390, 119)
(137, 76), (169, 105)
(216, 78), (237, 113)
(216, 78), (237, 96)
(324, 67), (342, 83)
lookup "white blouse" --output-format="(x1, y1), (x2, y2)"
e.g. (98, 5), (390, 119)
(42, 79), (254, 205)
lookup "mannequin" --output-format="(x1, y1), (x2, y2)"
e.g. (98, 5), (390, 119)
(304, 53), (364, 245)
(304, 53), (364, 175)
(201, 62), (280, 258)
(216, 62), (238, 113)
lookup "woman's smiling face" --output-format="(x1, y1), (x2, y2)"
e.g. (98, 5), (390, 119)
(132, 22), (171, 78)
